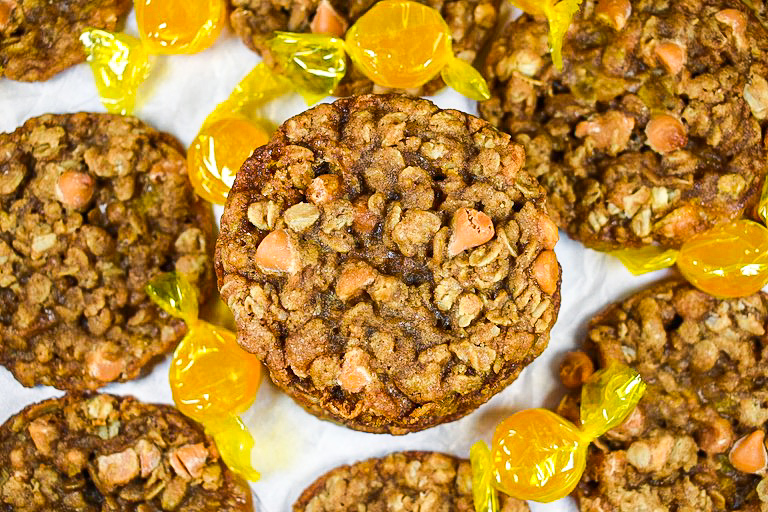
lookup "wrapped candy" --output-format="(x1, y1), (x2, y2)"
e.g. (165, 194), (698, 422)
(187, 64), (283, 204)
(470, 363), (645, 506)
(146, 272), (262, 481)
(264, 0), (491, 101)
(81, 0), (227, 114)
(608, 215), (768, 298)
(509, 0), (583, 70)
(676, 220), (768, 298)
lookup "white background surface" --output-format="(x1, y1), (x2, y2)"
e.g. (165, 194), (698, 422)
(0, 9), (681, 512)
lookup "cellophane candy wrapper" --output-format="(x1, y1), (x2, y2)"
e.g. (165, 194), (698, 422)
(187, 63), (284, 205)
(146, 272), (262, 481)
(80, 29), (152, 115)
(268, 32), (346, 104)
(508, 0), (583, 71)
(470, 363), (646, 507)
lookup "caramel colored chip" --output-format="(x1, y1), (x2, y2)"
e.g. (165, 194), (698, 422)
(596, 0), (632, 31)
(310, 0), (348, 38)
(729, 430), (768, 474)
(654, 42), (685, 75)
(448, 208), (495, 257)
(55, 171), (95, 209)
(255, 229), (301, 274)
(532, 250), (559, 295)
(645, 114), (687, 154)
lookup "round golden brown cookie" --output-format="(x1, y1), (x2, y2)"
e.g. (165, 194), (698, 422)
(558, 280), (768, 511)
(480, 0), (768, 250)
(0, 113), (215, 390)
(0, 0), (132, 82)
(0, 393), (252, 511)
(216, 94), (561, 434)
(293, 451), (530, 511)
(228, 0), (499, 96)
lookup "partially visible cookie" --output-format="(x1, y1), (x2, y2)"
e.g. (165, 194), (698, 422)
(559, 280), (768, 511)
(293, 451), (530, 511)
(228, 0), (498, 96)
(0, 113), (215, 390)
(480, 1), (768, 250)
(217, 94), (561, 434)
(0, 393), (252, 511)
(0, 0), (132, 82)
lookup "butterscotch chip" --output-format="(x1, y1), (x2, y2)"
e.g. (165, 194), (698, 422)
(0, 394), (251, 511)
(217, 95), (561, 434)
(480, 1), (768, 250)
(0, 0), (132, 82)
(0, 113), (215, 390)
(227, 0), (499, 96)
(293, 451), (530, 511)
(563, 280), (768, 511)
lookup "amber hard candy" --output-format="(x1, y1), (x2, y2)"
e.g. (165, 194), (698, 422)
(135, 0), (226, 54)
(188, 117), (271, 204)
(677, 220), (768, 298)
(491, 409), (587, 502)
(345, 0), (453, 89)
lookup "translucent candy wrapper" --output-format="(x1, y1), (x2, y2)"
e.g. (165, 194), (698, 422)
(759, 178), (768, 225)
(611, 246), (679, 275)
(677, 220), (768, 298)
(187, 63), (286, 204)
(146, 272), (262, 481)
(509, 0), (583, 70)
(470, 364), (645, 506)
(80, 29), (151, 115)
(269, 32), (347, 104)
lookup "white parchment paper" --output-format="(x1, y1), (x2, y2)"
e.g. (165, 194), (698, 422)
(0, 10), (682, 512)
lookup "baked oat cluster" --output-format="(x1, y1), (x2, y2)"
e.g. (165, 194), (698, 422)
(217, 95), (561, 434)
(0, 394), (252, 511)
(228, 0), (498, 95)
(0, 0), (132, 82)
(293, 451), (529, 511)
(559, 281), (768, 511)
(480, 0), (768, 250)
(0, 113), (215, 391)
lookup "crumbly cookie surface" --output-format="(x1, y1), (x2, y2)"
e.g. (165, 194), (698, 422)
(0, 0), (132, 82)
(560, 281), (768, 511)
(228, 0), (498, 96)
(0, 394), (251, 511)
(216, 94), (561, 434)
(293, 451), (530, 511)
(0, 113), (215, 390)
(480, 0), (768, 250)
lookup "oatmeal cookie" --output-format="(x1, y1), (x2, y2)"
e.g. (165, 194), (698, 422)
(293, 451), (529, 511)
(0, 0), (132, 82)
(558, 280), (768, 511)
(216, 94), (561, 434)
(0, 393), (252, 511)
(0, 113), (215, 390)
(480, 0), (768, 250)
(228, 0), (499, 96)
